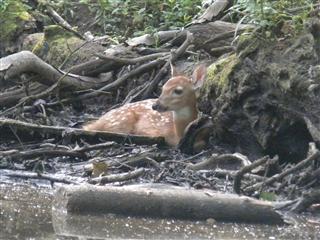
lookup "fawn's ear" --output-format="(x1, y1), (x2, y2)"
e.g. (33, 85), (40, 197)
(192, 64), (207, 90)
(170, 62), (179, 77)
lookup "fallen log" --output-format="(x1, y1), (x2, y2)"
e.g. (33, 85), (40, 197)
(53, 184), (284, 224)
(0, 51), (105, 90)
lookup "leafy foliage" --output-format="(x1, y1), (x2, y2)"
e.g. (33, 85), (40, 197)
(0, 0), (10, 12)
(49, 0), (202, 39)
(230, 0), (317, 31)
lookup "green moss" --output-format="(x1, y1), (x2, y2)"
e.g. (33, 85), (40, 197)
(237, 33), (261, 59)
(0, 0), (33, 42)
(44, 25), (75, 41)
(31, 34), (45, 55)
(202, 54), (240, 95)
(42, 25), (85, 66)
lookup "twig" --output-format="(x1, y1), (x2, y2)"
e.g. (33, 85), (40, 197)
(78, 57), (168, 100)
(213, 169), (266, 181)
(186, 153), (252, 171)
(0, 118), (165, 146)
(60, 40), (91, 69)
(46, 5), (84, 40)
(76, 142), (116, 153)
(297, 168), (320, 187)
(95, 52), (170, 65)
(142, 31), (194, 99)
(209, 46), (235, 57)
(2, 169), (80, 184)
(0, 71), (69, 117)
(88, 168), (146, 184)
(244, 143), (320, 193)
(1, 148), (86, 161)
(233, 156), (270, 194)
(291, 189), (320, 213)
(204, 30), (244, 45)
(287, 3), (320, 14)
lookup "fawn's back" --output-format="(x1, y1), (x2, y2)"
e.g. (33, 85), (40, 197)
(83, 64), (207, 146)
(83, 99), (177, 144)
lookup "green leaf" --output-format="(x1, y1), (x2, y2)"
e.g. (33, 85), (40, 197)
(260, 192), (277, 201)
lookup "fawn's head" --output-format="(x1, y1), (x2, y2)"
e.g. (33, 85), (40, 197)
(152, 64), (207, 114)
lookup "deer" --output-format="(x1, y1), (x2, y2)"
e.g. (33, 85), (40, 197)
(83, 64), (207, 147)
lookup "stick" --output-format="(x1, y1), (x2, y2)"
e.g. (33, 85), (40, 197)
(0, 118), (165, 146)
(291, 189), (320, 213)
(244, 143), (320, 193)
(45, 6), (84, 40)
(88, 168), (146, 184)
(95, 52), (169, 65)
(141, 31), (194, 99)
(0, 71), (69, 117)
(78, 57), (168, 100)
(233, 156), (270, 194)
(2, 169), (81, 184)
(186, 153), (252, 171)
(0, 148), (86, 161)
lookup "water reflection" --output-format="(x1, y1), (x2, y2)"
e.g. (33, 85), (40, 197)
(0, 183), (54, 239)
(0, 183), (319, 240)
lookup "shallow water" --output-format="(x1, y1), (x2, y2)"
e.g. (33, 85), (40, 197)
(0, 182), (319, 240)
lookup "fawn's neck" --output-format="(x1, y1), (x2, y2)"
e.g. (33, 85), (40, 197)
(173, 103), (198, 140)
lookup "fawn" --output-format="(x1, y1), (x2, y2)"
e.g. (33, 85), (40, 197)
(83, 64), (207, 146)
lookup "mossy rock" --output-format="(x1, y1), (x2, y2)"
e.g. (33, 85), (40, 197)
(24, 25), (105, 68)
(236, 33), (261, 59)
(21, 32), (45, 52)
(0, 0), (33, 41)
(201, 54), (240, 100)
(0, 0), (36, 55)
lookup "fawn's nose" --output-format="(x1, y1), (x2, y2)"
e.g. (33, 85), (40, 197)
(152, 101), (168, 112)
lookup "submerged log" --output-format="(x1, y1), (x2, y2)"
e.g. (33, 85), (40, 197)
(53, 184), (284, 224)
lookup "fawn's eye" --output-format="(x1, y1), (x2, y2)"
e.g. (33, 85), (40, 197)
(173, 88), (183, 95)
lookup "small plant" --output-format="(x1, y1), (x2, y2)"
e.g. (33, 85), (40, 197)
(0, 0), (10, 12)
(48, 0), (202, 40)
(229, 0), (316, 31)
